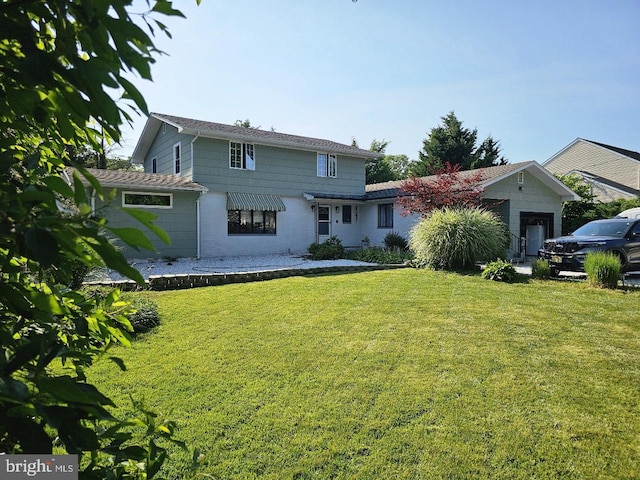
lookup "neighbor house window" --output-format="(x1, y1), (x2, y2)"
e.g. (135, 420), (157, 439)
(230, 142), (255, 170)
(162, 123), (167, 134)
(317, 153), (337, 178)
(342, 205), (352, 224)
(123, 191), (172, 209)
(173, 142), (181, 174)
(378, 203), (393, 228)
(151, 157), (157, 173)
(518, 171), (524, 184)
(228, 210), (276, 234)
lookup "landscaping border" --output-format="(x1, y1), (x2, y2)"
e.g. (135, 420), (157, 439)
(88, 264), (408, 291)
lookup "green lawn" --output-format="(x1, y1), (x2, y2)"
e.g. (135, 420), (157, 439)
(84, 269), (640, 479)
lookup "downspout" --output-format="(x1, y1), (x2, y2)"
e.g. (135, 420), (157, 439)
(196, 192), (202, 259)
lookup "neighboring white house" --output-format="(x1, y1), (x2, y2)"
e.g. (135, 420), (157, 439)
(543, 138), (640, 202)
(92, 113), (578, 259)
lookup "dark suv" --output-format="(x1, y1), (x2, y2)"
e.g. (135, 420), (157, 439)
(538, 218), (640, 275)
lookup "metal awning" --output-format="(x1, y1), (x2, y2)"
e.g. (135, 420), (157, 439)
(227, 192), (286, 211)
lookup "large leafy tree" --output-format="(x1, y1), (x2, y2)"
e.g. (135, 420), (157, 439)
(0, 1), (200, 477)
(366, 139), (396, 184)
(355, 138), (411, 184)
(411, 111), (507, 176)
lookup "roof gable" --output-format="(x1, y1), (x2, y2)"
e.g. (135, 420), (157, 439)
(544, 138), (640, 167)
(132, 113), (381, 163)
(365, 161), (579, 201)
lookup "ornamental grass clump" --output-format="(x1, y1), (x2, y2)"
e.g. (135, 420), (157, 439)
(531, 258), (551, 280)
(409, 207), (509, 270)
(584, 251), (621, 289)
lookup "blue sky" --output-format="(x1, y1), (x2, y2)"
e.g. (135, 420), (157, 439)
(119, 0), (640, 164)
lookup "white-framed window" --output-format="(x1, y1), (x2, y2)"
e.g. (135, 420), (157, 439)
(518, 171), (524, 184)
(317, 153), (337, 178)
(230, 142), (255, 170)
(162, 123), (167, 134)
(173, 142), (181, 174)
(151, 157), (157, 173)
(122, 191), (173, 209)
(378, 203), (393, 228)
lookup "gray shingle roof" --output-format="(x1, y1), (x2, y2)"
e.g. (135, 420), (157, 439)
(365, 162), (533, 199)
(151, 113), (381, 159)
(67, 168), (208, 192)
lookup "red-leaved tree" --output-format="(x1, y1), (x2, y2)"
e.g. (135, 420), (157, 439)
(398, 162), (486, 217)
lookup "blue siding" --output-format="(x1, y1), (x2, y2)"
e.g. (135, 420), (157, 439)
(190, 137), (365, 196)
(98, 188), (200, 258)
(144, 123), (193, 178)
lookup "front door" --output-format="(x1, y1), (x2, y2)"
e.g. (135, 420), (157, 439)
(318, 205), (331, 242)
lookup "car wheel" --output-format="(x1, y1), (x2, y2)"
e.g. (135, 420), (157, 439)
(550, 267), (560, 278)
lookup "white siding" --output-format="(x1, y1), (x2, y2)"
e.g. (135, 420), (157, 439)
(199, 193), (315, 257)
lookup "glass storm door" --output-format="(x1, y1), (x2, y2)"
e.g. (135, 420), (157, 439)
(318, 205), (330, 242)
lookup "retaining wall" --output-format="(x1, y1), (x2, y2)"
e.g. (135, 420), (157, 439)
(91, 264), (408, 291)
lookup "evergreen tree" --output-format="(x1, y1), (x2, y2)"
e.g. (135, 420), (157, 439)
(412, 111), (507, 176)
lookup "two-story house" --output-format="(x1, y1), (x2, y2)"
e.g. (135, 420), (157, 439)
(90, 113), (578, 260)
(543, 138), (640, 202)
(123, 113), (380, 258)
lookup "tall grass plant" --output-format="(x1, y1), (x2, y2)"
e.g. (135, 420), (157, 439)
(584, 251), (621, 288)
(409, 207), (509, 270)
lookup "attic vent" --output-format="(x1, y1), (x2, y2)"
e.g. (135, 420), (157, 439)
(518, 172), (524, 184)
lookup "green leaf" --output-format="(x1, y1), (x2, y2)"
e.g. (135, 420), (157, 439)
(118, 75), (149, 115)
(59, 422), (100, 452)
(73, 172), (87, 205)
(72, 165), (103, 198)
(29, 289), (65, 315)
(20, 186), (55, 203)
(43, 175), (74, 198)
(21, 228), (56, 266)
(152, 1), (187, 18)
(0, 377), (30, 403)
(120, 207), (171, 245)
(36, 376), (116, 406)
(91, 237), (146, 285)
(106, 226), (156, 251)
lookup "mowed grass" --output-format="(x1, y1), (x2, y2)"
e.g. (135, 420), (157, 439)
(84, 269), (640, 479)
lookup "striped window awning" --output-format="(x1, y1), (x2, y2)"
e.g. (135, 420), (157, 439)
(227, 192), (286, 212)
